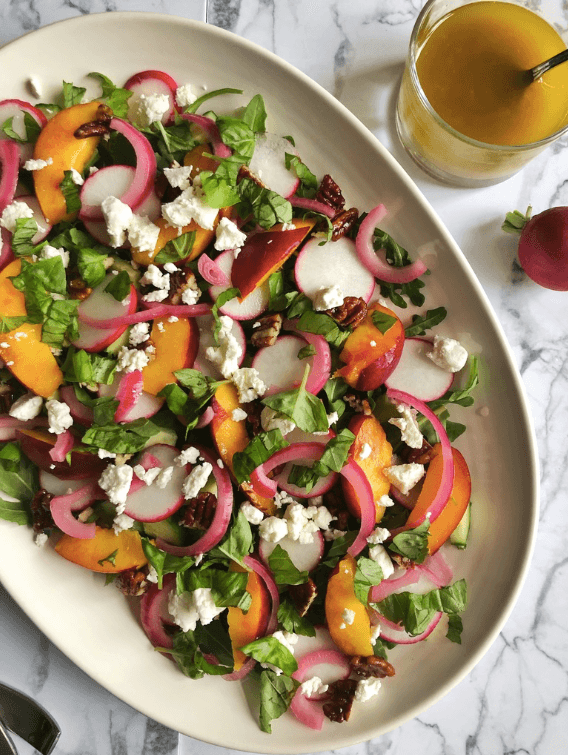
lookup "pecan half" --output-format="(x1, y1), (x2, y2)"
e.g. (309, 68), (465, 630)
(30, 489), (55, 535)
(243, 401), (263, 436)
(324, 296), (367, 329)
(74, 104), (113, 139)
(322, 679), (358, 723)
(288, 578), (317, 617)
(251, 313), (283, 348)
(237, 164), (268, 190)
(182, 492), (217, 530)
(350, 655), (396, 679)
(115, 567), (149, 597)
(0, 382), (16, 414)
(390, 553), (414, 570)
(331, 207), (359, 241)
(315, 174), (345, 212)
(166, 269), (199, 305)
(67, 276), (92, 301)
(403, 438), (435, 465)
(322, 486), (350, 531)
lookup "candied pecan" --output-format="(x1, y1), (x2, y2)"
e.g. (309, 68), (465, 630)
(331, 207), (359, 241)
(315, 174), (345, 212)
(288, 578), (317, 617)
(322, 487), (350, 531)
(74, 104), (113, 138)
(95, 103), (113, 123)
(343, 393), (364, 413)
(350, 655), (395, 679)
(115, 568), (149, 597)
(322, 679), (358, 723)
(243, 401), (263, 436)
(182, 492), (217, 530)
(325, 296), (367, 330)
(0, 382), (16, 414)
(390, 552), (414, 570)
(361, 399), (373, 417)
(403, 438), (435, 465)
(251, 313), (283, 348)
(166, 269), (199, 305)
(30, 489), (55, 535)
(237, 164), (268, 189)
(67, 276), (92, 301)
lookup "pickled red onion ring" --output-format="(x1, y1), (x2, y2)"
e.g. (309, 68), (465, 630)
(50, 481), (100, 539)
(290, 649), (351, 730)
(78, 302), (211, 328)
(222, 656), (256, 681)
(114, 370), (144, 422)
(356, 204), (427, 284)
(0, 140), (20, 213)
(289, 197), (335, 219)
(243, 555), (279, 635)
(197, 253), (230, 287)
(49, 430), (75, 463)
(374, 610), (442, 645)
(139, 573), (176, 651)
(179, 113), (231, 158)
(368, 567), (421, 604)
(420, 549), (453, 588)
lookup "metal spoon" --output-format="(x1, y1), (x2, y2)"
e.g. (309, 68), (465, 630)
(0, 719), (18, 755)
(0, 683), (60, 755)
(526, 48), (568, 83)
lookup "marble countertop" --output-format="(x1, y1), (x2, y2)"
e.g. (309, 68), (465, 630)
(1, 1), (567, 754)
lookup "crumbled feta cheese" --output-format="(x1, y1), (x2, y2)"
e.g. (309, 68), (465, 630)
(231, 367), (266, 403)
(368, 544), (395, 579)
(305, 505), (335, 530)
(0, 200), (34, 233)
(284, 503), (318, 544)
(427, 335), (468, 373)
(101, 196), (133, 247)
(367, 527), (390, 545)
(180, 279), (202, 305)
(142, 288), (169, 303)
(113, 513), (135, 534)
(324, 528), (347, 540)
(27, 76), (43, 99)
(161, 185), (218, 231)
(383, 463), (425, 495)
(163, 262), (178, 274)
(182, 462), (213, 499)
(168, 587), (225, 632)
(134, 93), (171, 127)
(23, 157), (53, 171)
(163, 164), (193, 191)
(273, 490), (296, 509)
(175, 83), (197, 108)
(370, 623), (382, 644)
(140, 264), (169, 290)
(240, 501), (264, 525)
(45, 400), (73, 435)
(259, 516), (288, 543)
(98, 463), (133, 512)
(69, 168), (84, 185)
(40, 244), (70, 268)
(370, 340), (377, 347)
(359, 442), (372, 460)
(129, 322), (150, 346)
(175, 446), (201, 466)
(214, 217), (247, 251)
(260, 406), (295, 436)
(355, 677), (382, 703)
(147, 565), (159, 583)
(34, 532), (48, 547)
(9, 393), (43, 421)
(98, 448), (117, 459)
(205, 315), (243, 379)
(389, 403), (423, 449)
(327, 412), (339, 427)
(168, 315), (179, 323)
(261, 631), (298, 675)
(378, 494), (395, 508)
(231, 408), (248, 422)
(155, 466), (174, 489)
(340, 608), (356, 629)
(116, 345), (150, 373)
(281, 222), (296, 231)
(313, 284), (344, 312)
(133, 465), (161, 485)
(128, 214), (160, 253)
(300, 676), (328, 697)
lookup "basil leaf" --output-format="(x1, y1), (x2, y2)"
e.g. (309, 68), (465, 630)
(262, 364), (328, 434)
(104, 270), (131, 302)
(296, 309), (351, 349)
(186, 87), (243, 114)
(62, 81), (86, 108)
(1, 112), (41, 144)
(149, 120), (198, 165)
(11, 218), (39, 257)
(199, 169), (240, 209)
(208, 510), (253, 564)
(320, 531), (358, 568)
(388, 519), (430, 564)
(41, 298), (80, 348)
(0, 316), (28, 334)
(354, 557), (383, 605)
(445, 420), (466, 442)
(284, 153), (318, 197)
(62, 347), (117, 385)
(277, 599), (316, 637)
(288, 428), (355, 492)
(405, 307), (448, 337)
(0, 498), (31, 525)
(76, 247), (108, 287)
(141, 539), (194, 589)
(371, 309), (397, 335)
(322, 377), (348, 417)
(446, 613), (464, 644)
(232, 429), (289, 484)
(211, 287), (240, 343)
(297, 344), (316, 360)
(372, 637), (396, 660)
(268, 544), (309, 585)
(81, 416), (165, 454)
(0, 442), (38, 504)
(216, 116), (256, 160)
(240, 637), (298, 676)
(59, 170), (82, 215)
(242, 94), (267, 133)
(174, 369), (226, 399)
(259, 669), (299, 734)
(154, 231), (196, 264)
(88, 72), (132, 118)
(194, 621), (235, 670)
(183, 568), (251, 610)
(167, 630), (231, 679)
(237, 178), (293, 229)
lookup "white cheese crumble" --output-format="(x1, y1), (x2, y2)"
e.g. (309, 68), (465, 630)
(161, 185), (218, 231)
(359, 442), (372, 460)
(427, 335), (468, 373)
(259, 516), (288, 543)
(9, 393), (43, 421)
(98, 448), (117, 459)
(205, 315), (243, 379)
(163, 262), (178, 274)
(101, 196), (133, 247)
(284, 503), (318, 544)
(113, 513), (135, 535)
(240, 501), (264, 525)
(231, 367), (266, 403)
(168, 588), (226, 633)
(383, 463), (425, 495)
(0, 200), (34, 233)
(27, 76), (43, 99)
(128, 214), (160, 253)
(180, 279), (202, 305)
(69, 168), (84, 185)
(368, 544), (395, 579)
(281, 222), (296, 231)
(34, 532), (48, 547)
(313, 284), (344, 312)
(116, 345), (150, 373)
(134, 93), (171, 128)
(45, 400), (73, 435)
(23, 157), (53, 171)
(182, 462), (213, 499)
(155, 466), (174, 489)
(367, 527), (390, 545)
(231, 408), (248, 422)
(370, 623), (382, 644)
(163, 163), (193, 191)
(98, 463), (133, 512)
(355, 677), (382, 703)
(175, 83), (197, 108)
(300, 676), (329, 698)
(273, 490), (296, 509)
(175, 446), (200, 466)
(214, 217), (247, 251)
(129, 322), (150, 346)
(168, 315), (179, 323)
(389, 403), (423, 449)
(378, 494), (395, 508)
(140, 263), (170, 290)
(133, 465), (162, 485)
(305, 504), (335, 530)
(40, 244), (70, 268)
(147, 565), (159, 584)
(260, 406), (295, 436)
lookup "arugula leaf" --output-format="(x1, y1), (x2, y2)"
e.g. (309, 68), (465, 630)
(232, 429), (289, 484)
(371, 309), (397, 335)
(262, 364), (328, 434)
(166, 370), (228, 429)
(367, 227), (427, 308)
(0, 442), (38, 504)
(284, 153), (318, 197)
(405, 307), (448, 337)
(58, 170), (82, 215)
(11, 218), (39, 257)
(62, 347), (117, 385)
(141, 539), (195, 589)
(186, 87), (243, 114)
(61, 81), (87, 108)
(240, 636), (298, 676)
(76, 247), (108, 288)
(88, 72), (132, 118)
(154, 231), (196, 265)
(277, 599), (316, 637)
(208, 510), (253, 564)
(388, 519), (430, 564)
(268, 545), (309, 585)
(445, 420), (466, 442)
(242, 94), (267, 133)
(354, 557), (383, 605)
(296, 309), (351, 349)
(216, 116), (256, 160)
(427, 356), (479, 411)
(259, 669), (299, 734)
(0, 316), (28, 334)
(104, 270), (131, 302)
(1, 112), (41, 144)
(237, 178), (293, 229)
(297, 344), (316, 360)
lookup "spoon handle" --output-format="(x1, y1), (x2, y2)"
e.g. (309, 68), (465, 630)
(530, 48), (568, 81)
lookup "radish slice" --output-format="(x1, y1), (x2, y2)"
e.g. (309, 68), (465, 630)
(13, 195), (51, 243)
(385, 338), (454, 401)
(284, 320), (331, 395)
(289, 197), (335, 218)
(248, 133), (300, 198)
(59, 385), (94, 426)
(197, 253), (230, 287)
(243, 555), (279, 635)
(259, 531), (324, 572)
(114, 370), (144, 422)
(156, 446), (233, 556)
(0, 140), (19, 212)
(98, 373), (164, 423)
(48, 430), (75, 463)
(123, 444), (186, 522)
(356, 204), (427, 284)
(272, 460), (337, 499)
(386, 388), (454, 529)
(0, 228), (14, 270)
(195, 313), (245, 380)
(179, 113), (231, 158)
(290, 649), (351, 730)
(295, 236), (375, 305)
(72, 274), (137, 351)
(252, 335), (316, 396)
(49, 482), (100, 539)
(39, 470), (96, 497)
(140, 573), (176, 651)
(124, 70), (178, 126)
(375, 611), (442, 644)
(78, 165), (136, 223)
(208, 250), (269, 320)
(0, 415), (48, 441)
(78, 302), (210, 330)
(0, 99), (47, 164)
(195, 405), (215, 428)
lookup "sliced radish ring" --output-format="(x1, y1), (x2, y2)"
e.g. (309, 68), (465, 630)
(98, 373), (164, 423)
(386, 388), (454, 529)
(0, 139), (19, 213)
(374, 611), (442, 644)
(49, 481), (100, 539)
(59, 385), (94, 426)
(78, 302), (211, 329)
(385, 338), (454, 401)
(78, 164), (136, 223)
(290, 649), (351, 730)
(197, 253), (230, 287)
(179, 113), (231, 158)
(139, 572), (176, 651)
(124, 444), (186, 522)
(289, 197), (335, 219)
(124, 70), (178, 126)
(248, 133), (300, 199)
(252, 335), (316, 397)
(284, 320), (331, 395)
(48, 430), (75, 463)
(208, 249), (269, 321)
(420, 549), (453, 588)
(73, 274), (137, 351)
(114, 370), (144, 423)
(356, 204), (427, 284)
(0, 99), (47, 164)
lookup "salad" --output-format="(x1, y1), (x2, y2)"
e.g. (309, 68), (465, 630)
(0, 71), (477, 733)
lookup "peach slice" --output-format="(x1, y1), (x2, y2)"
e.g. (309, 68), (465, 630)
(142, 316), (199, 396)
(336, 303), (404, 391)
(16, 427), (107, 478)
(0, 259), (26, 317)
(227, 562), (270, 670)
(0, 323), (63, 398)
(342, 414), (392, 523)
(33, 101), (102, 225)
(55, 526), (148, 573)
(406, 443), (472, 554)
(325, 554), (373, 656)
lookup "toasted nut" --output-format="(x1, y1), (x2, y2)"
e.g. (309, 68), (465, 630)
(30, 489), (55, 535)
(115, 567), (150, 597)
(322, 679), (358, 723)
(68, 276), (92, 300)
(324, 296), (367, 329)
(251, 313), (283, 348)
(350, 655), (396, 679)
(74, 121), (111, 139)
(403, 438), (435, 464)
(288, 578), (318, 617)
(237, 164), (268, 189)
(315, 174), (345, 212)
(166, 269), (199, 305)
(331, 207), (359, 241)
(183, 491), (217, 530)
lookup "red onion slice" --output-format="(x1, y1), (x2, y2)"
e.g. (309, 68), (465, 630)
(0, 415), (48, 441)
(50, 481), (100, 539)
(195, 405), (215, 429)
(340, 459), (375, 556)
(374, 610), (442, 645)
(369, 567), (421, 603)
(78, 302), (211, 329)
(114, 370), (144, 422)
(0, 228), (14, 270)
(243, 555), (279, 635)
(59, 385), (94, 426)
(179, 113), (231, 158)
(0, 140), (20, 213)
(48, 430), (75, 463)
(356, 204), (427, 284)
(290, 649), (351, 730)
(420, 549), (453, 588)
(289, 197), (335, 219)
(222, 656), (256, 681)
(197, 253), (231, 287)
(139, 573), (176, 652)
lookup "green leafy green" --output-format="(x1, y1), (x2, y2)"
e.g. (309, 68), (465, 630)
(404, 307), (447, 338)
(502, 206), (531, 235)
(370, 227), (427, 308)
(277, 599), (316, 637)
(59, 170), (82, 214)
(322, 377), (349, 418)
(182, 568), (251, 611)
(141, 539), (195, 589)
(186, 87), (243, 115)
(165, 630), (232, 679)
(258, 669), (299, 734)
(154, 231), (196, 264)
(371, 309), (398, 335)
(354, 557), (383, 605)
(88, 72), (132, 118)
(97, 549), (118, 567)
(242, 94), (267, 133)
(76, 247), (108, 288)
(388, 519), (430, 564)
(208, 510), (253, 564)
(262, 364), (328, 434)
(216, 116), (256, 160)
(240, 636), (298, 676)
(104, 270), (131, 302)
(0, 442), (38, 509)
(1, 112), (41, 144)
(62, 347), (117, 385)
(200, 167), (241, 209)
(10, 218), (39, 258)
(237, 178), (293, 229)
(295, 309), (351, 349)
(447, 613), (464, 644)
(0, 316), (28, 334)
(268, 544), (309, 585)
(232, 429), (289, 484)
(320, 530), (358, 568)
(287, 428), (355, 492)
(81, 415), (172, 454)
(61, 81), (87, 108)
(297, 344), (316, 360)
(210, 287), (240, 343)
(284, 153), (318, 197)
(427, 356), (479, 411)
